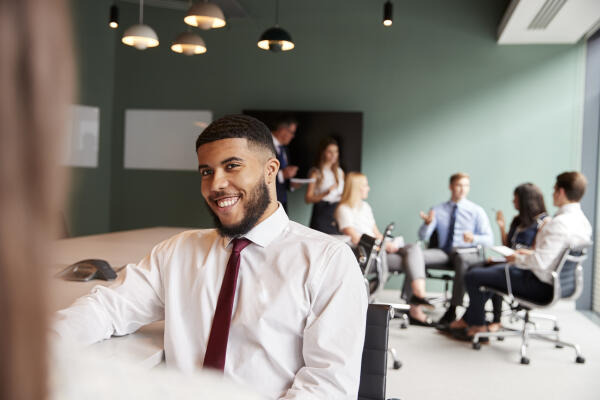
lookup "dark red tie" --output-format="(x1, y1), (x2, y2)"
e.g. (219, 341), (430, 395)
(203, 237), (252, 371)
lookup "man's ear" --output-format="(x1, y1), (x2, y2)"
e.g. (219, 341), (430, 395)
(265, 157), (280, 184)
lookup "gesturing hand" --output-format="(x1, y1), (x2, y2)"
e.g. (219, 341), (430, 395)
(419, 209), (435, 225)
(496, 210), (505, 230)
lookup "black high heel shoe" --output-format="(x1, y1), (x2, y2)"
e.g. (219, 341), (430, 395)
(408, 294), (434, 308)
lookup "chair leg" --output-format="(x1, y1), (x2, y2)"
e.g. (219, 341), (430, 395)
(529, 311), (560, 331)
(520, 322), (531, 365)
(388, 347), (402, 369)
(529, 331), (586, 363)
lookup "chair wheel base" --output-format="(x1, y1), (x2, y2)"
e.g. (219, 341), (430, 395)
(472, 342), (481, 350)
(576, 356), (585, 364)
(520, 357), (530, 365)
(553, 326), (560, 332)
(393, 361), (402, 369)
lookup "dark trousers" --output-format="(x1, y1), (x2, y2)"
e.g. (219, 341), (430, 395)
(462, 264), (553, 326)
(422, 249), (483, 307)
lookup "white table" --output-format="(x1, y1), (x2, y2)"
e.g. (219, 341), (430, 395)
(51, 227), (189, 367)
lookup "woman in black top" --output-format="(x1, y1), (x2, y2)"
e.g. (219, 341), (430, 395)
(491, 183), (547, 330)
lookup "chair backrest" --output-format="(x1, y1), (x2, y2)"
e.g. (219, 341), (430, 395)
(358, 304), (391, 400)
(553, 243), (591, 300)
(357, 223), (394, 299)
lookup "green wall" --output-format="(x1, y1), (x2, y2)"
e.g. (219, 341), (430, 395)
(70, 0), (586, 241)
(67, 0), (116, 236)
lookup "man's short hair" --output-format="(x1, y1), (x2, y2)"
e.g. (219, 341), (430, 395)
(449, 172), (470, 185)
(555, 171), (587, 202)
(195, 114), (276, 157)
(273, 115), (298, 131)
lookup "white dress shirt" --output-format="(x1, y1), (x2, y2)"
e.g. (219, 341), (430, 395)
(515, 202), (591, 284)
(272, 135), (286, 184)
(54, 205), (368, 400)
(335, 201), (376, 237)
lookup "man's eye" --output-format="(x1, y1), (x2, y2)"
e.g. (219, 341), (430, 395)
(199, 169), (213, 177)
(226, 163), (241, 170)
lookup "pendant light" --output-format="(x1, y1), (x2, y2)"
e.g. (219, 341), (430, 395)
(383, 1), (393, 27)
(184, 1), (226, 30)
(257, 0), (294, 52)
(122, 0), (159, 50)
(171, 31), (207, 55)
(109, 4), (119, 29)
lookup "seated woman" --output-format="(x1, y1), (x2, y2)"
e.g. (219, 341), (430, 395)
(488, 183), (547, 331)
(305, 138), (344, 234)
(335, 172), (432, 325)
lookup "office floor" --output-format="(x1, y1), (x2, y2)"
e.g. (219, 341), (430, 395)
(377, 290), (600, 400)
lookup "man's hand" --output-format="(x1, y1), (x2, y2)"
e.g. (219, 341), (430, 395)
(419, 209), (435, 225)
(463, 231), (474, 243)
(496, 210), (505, 230)
(282, 165), (298, 179)
(516, 248), (534, 255)
(385, 242), (399, 253)
(505, 254), (516, 263)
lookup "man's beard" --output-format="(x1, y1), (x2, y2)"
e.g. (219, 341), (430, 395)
(205, 180), (271, 238)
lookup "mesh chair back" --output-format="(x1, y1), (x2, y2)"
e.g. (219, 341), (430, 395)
(556, 246), (588, 299)
(358, 304), (391, 400)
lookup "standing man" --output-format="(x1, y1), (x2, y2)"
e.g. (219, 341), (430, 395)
(271, 116), (299, 211)
(54, 115), (368, 399)
(417, 172), (493, 325)
(450, 172), (592, 338)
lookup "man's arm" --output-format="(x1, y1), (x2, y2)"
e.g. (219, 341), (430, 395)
(281, 244), (368, 399)
(418, 208), (436, 241)
(472, 207), (494, 246)
(53, 241), (167, 346)
(513, 219), (568, 274)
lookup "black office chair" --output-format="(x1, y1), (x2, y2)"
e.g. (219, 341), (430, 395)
(358, 304), (401, 400)
(472, 243), (591, 365)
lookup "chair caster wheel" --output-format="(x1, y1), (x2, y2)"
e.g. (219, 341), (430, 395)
(576, 356), (585, 364)
(472, 342), (481, 350)
(393, 361), (402, 369)
(520, 357), (530, 365)
(553, 326), (560, 332)
(400, 323), (408, 329)
(497, 337), (504, 341)
(555, 344), (564, 349)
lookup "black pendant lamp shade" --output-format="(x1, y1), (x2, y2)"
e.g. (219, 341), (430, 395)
(109, 4), (119, 28)
(258, 0), (294, 52)
(383, 1), (393, 26)
(258, 26), (294, 52)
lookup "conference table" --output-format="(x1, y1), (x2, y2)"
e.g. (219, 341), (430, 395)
(51, 227), (190, 368)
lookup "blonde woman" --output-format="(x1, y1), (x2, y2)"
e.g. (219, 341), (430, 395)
(305, 137), (344, 233)
(335, 172), (433, 325)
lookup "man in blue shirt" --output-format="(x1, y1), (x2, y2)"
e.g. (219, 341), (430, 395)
(418, 172), (493, 325)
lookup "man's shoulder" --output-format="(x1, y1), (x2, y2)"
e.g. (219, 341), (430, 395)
(463, 199), (487, 214)
(286, 221), (350, 252)
(155, 228), (219, 250)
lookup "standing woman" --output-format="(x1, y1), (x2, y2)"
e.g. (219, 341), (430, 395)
(305, 137), (345, 234)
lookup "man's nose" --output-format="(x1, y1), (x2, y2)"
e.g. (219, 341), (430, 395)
(210, 169), (229, 191)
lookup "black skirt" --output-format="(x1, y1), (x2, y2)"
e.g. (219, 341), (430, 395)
(309, 201), (340, 234)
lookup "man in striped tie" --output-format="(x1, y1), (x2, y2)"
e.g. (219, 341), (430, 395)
(270, 116), (299, 211)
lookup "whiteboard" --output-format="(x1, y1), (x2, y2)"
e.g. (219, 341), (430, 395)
(124, 109), (212, 171)
(62, 104), (100, 168)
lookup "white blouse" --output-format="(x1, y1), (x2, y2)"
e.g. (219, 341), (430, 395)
(335, 201), (376, 237)
(312, 167), (344, 203)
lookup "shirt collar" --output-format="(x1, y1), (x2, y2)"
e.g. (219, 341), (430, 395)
(448, 198), (467, 207)
(272, 134), (282, 148)
(222, 203), (289, 249)
(556, 202), (581, 216)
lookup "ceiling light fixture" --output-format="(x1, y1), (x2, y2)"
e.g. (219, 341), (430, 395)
(257, 0), (294, 52)
(122, 0), (159, 50)
(184, 1), (226, 30)
(171, 31), (207, 55)
(383, 1), (393, 27)
(109, 4), (119, 29)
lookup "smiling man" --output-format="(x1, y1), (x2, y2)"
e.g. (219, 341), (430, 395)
(54, 115), (367, 399)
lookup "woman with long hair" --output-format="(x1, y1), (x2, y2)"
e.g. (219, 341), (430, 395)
(305, 137), (345, 234)
(335, 172), (433, 325)
(489, 183), (548, 330)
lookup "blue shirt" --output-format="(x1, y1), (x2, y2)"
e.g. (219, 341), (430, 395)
(418, 199), (493, 248)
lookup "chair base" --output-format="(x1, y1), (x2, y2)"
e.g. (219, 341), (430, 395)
(471, 310), (585, 364)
